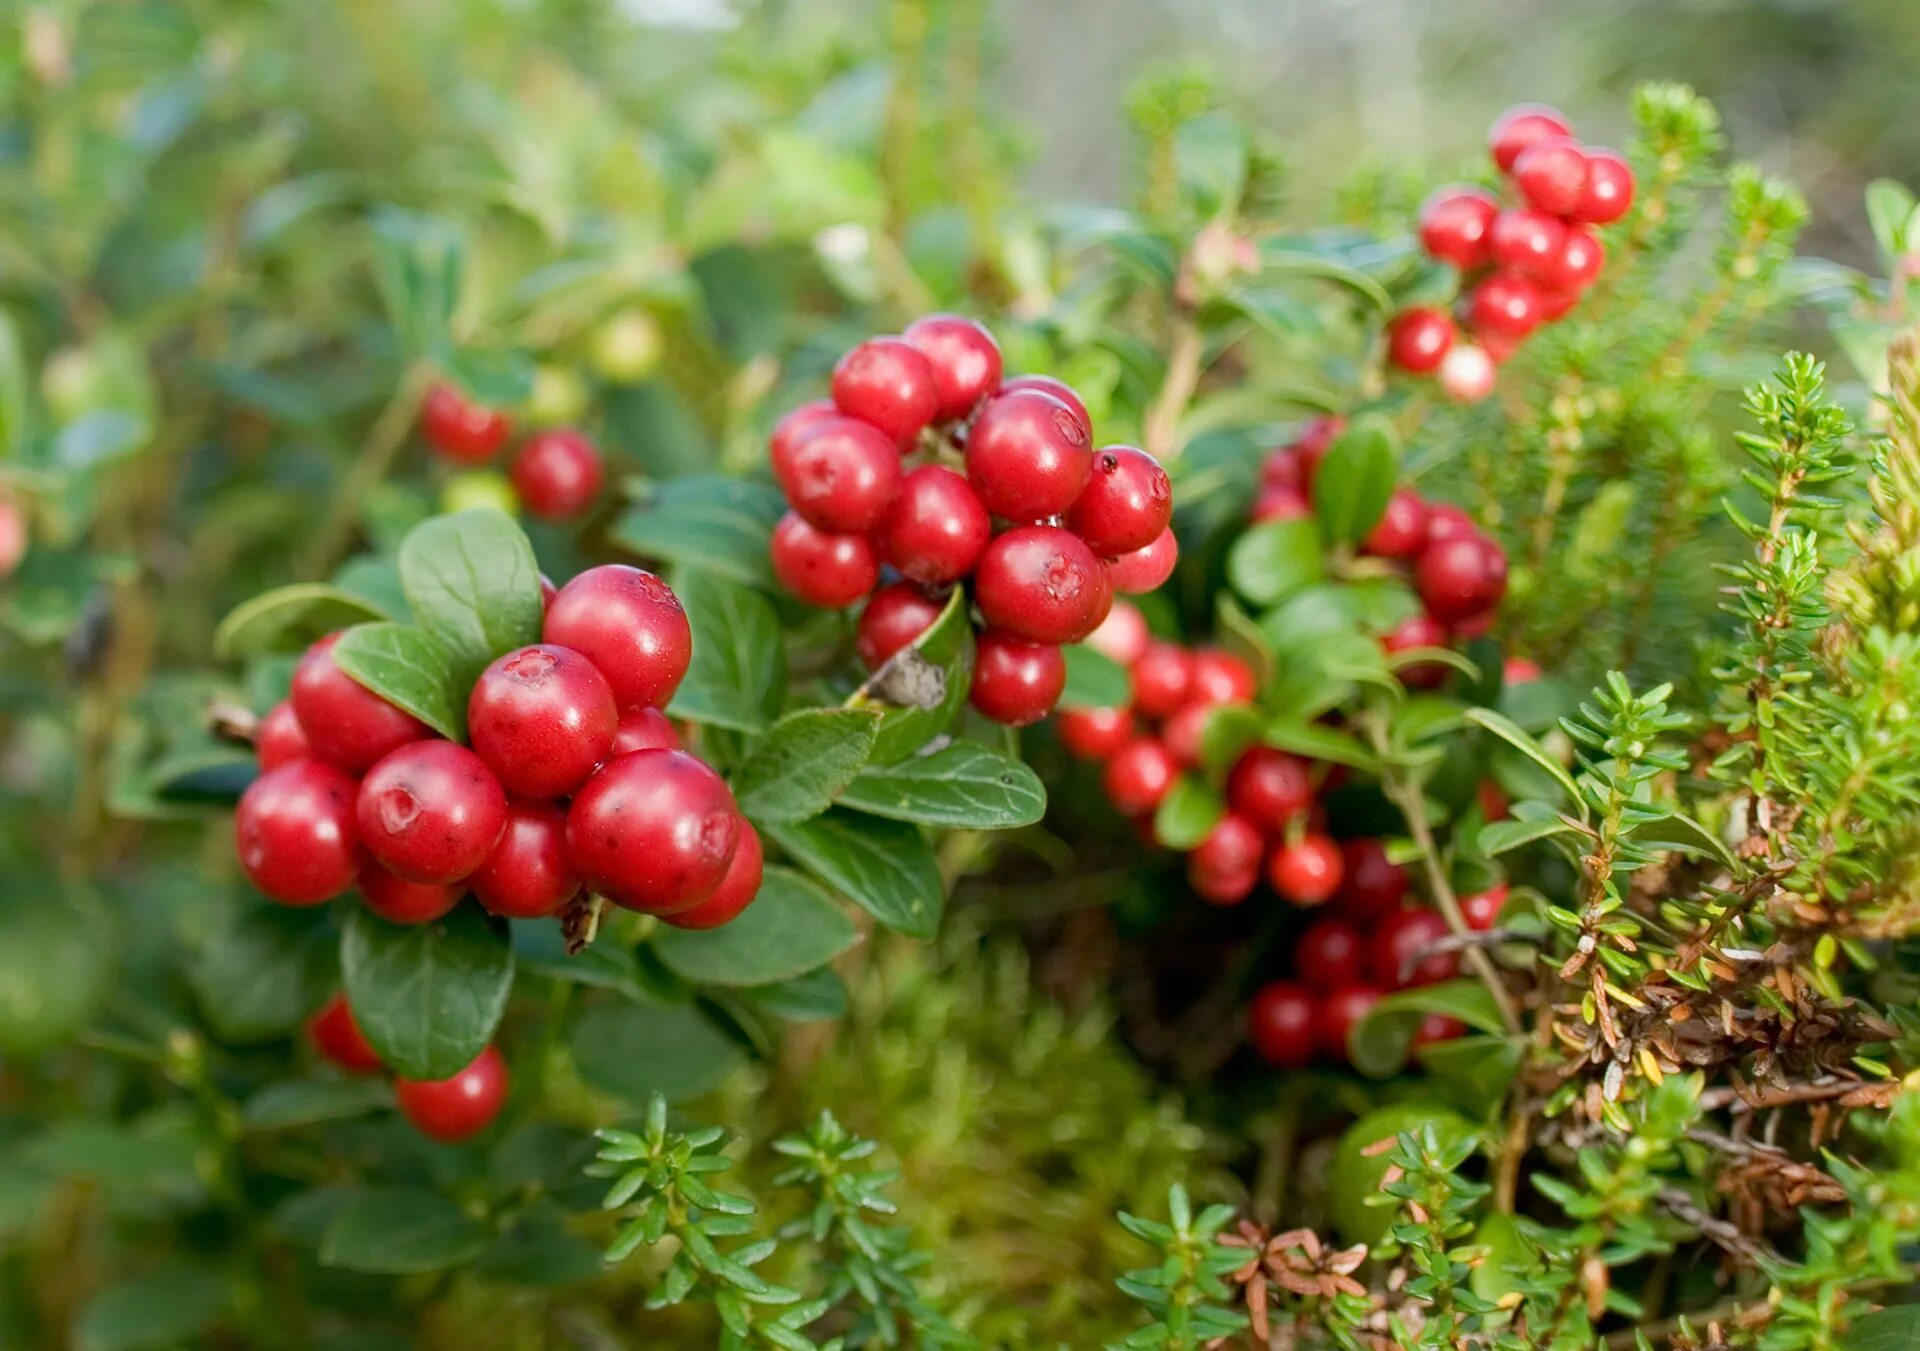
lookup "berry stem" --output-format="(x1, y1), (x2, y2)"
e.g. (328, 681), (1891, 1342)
(298, 360), (431, 579)
(1144, 311), (1204, 462)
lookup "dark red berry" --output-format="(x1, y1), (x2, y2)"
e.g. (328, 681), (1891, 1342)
(1413, 1013), (1466, 1048)
(997, 375), (1091, 439)
(964, 388), (1093, 521)
(1065, 446), (1172, 557)
(902, 314), (1002, 421)
(1540, 224), (1603, 292)
(1512, 137), (1590, 217)
(661, 820), (764, 930)
(1160, 701), (1214, 766)
(509, 429), (604, 521)
(1469, 272), (1544, 341)
(1105, 527), (1178, 595)
(1260, 447), (1305, 491)
(610, 705), (681, 756)
(1336, 839), (1409, 921)
(1295, 918), (1365, 992)
(1576, 148), (1634, 224)
(831, 337), (939, 448)
(1418, 187), (1500, 269)
(308, 993), (382, 1073)
(1188, 813), (1264, 905)
(1415, 535), (1509, 622)
(1363, 490), (1429, 558)
(396, 1045), (508, 1142)
(1248, 981), (1318, 1069)
(1461, 883), (1508, 932)
(467, 644), (617, 799)
(421, 382), (510, 464)
(975, 525), (1111, 645)
(567, 749), (741, 914)
(290, 633), (432, 771)
(1130, 641), (1194, 719)
(775, 415), (903, 533)
(1424, 503), (1479, 545)
(856, 582), (944, 670)
(471, 799), (579, 919)
(878, 465), (991, 584)
(770, 512), (880, 608)
(359, 862), (461, 924)
(1252, 484), (1310, 523)
(1370, 908), (1457, 988)
(1267, 832), (1343, 906)
(1382, 613), (1452, 689)
(1487, 209), (1567, 279)
(1056, 705), (1135, 760)
(1315, 984), (1381, 1062)
(968, 631), (1065, 727)
(256, 701), (313, 771)
(1490, 104), (1572, 172)
(1103, 738), (1180, 816)
(1387, 307), (1455, 374)
(543, 565), (692, 711)
(1188, 649), (1256, 706)
(356, 741), (507, 885)
(1225, 748), (1311, 834)
(769, 400), (839, 466)
(235, 759), (362, 905)
(1085, 599), (1150, 667)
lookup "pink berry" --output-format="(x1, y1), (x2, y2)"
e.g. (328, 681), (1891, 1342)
(1057, 706), (1135, 760)
(1437, 344), (1496, 404)
(1105, 527), (1179, 595)
(1085, 600), (1150, 667)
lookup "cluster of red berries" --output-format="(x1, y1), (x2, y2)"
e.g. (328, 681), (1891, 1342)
(308, 993), (509, 1142)
(1387, 103), (1636, 403)
(420, 381), (605, 522)
(237, 563), (764, 941)
(767, 316), (1177, 727)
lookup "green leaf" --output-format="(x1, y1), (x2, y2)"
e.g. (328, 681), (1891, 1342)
(652, 867), (859, 987)
(1348, 981), (1506, 1079)
(1227, 517), (1323, 607)
(612, 476), (786, 591)
(1419, 1036), (1525, 1116)
(767, 809), (943, 939)
(241, 1078), (394, 1131)
(0, 891), (109, 1055)
(75, 1264), (229, 1351)
(1478, 817), (1580, 856)
(739, 967), (847, 1023)
(1152, 777), (1223, 851)
(1633, 811), (1737, 868)
(732, 708), (880, 825)
(1462, 708), (1585, 818)
(1261, 247), (1394, 311)
(1865, 179), (1918, 266)
(1059, 643), (1131, 709)
(1843, 1305), (1920, 1351)
(189, 905), (333, 1044)
(848, 587), (974, 764)
(1197, 702), (1265, 775)
(370, 207), (463, 358)
(340, 907), (514, 1081)
(671, 569), (785, 734)
(213, 583), (393, 661)
(1311, 417), (1398, 544)
(1173, 113), (1248, 219)
(570, 999), (743, 1104)
(331, 621), (465, 740)
(0, 311), (26, 460)
(838, 742), (1046, 829)
(320, 1188), (488, 1274)
(397, 510), (544, 689)
(1262, 717), (1380, 773)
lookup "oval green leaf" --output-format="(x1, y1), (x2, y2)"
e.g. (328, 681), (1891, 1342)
(331, 621), (465, 740)
(652, 867), (859, 987)
(214, 583), (393, 660)
(849, 586), (974, 764)
(671, 568), (786, 734)
(767, 808), (943, 939)
(838, 742), (1046, 829)
(320, 1188), (488, 1274)
(397, 509), (544, 688)
(340, 906), (514, 1081)
(1059, 644), (1131, 710)
(732, 708), (880, 825)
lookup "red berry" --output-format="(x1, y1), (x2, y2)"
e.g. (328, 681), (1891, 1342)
(1537, 287), (1580, 323)
(609, 706), (681, 758)
(509, 429), (604, 521)
(968, 631), (1066, 727)
(878, 465), (991, 584)
(1252, 483), (1310, 523)
(1437, 344), (1496, 404)
(290, 633), (432, 772)
(1065, 446), (1172, 557)
(1576, 148), (1634, 224)
(1512, 137), (1591, 218)
(1540, 224), (1604, 293)
(998, 375), (1091, 439)
(1295, 416), (1345, 476)
(1370, 908), (1457, 988)
(770, 513), (880, 609)
(1248, 981), (1318, 1069)
(1057, 705), (1135, 760)
(1387, 307), (1456, 374)
(308, 993), (382, 1073)
(1161, 701), (1215, 766)
(663, 821), (764, 930)
(420, 383), (510, 464)
(568, 749), (741, 914)
(1189, 648), (1256, 706)
(775, 415), (903, 533)
(1085, 599), (1150, 667)
(1260, 447), (1304, 491)
(360, 862), (461, 924)
(1267, 833), (1344, 906)
(965, 389), (1093, 520)
(1503, 656), (1542, 685)
(471, 798), (579, 919)
(256, 701), (313, 771)
(1424, 504), (1479, 545)
(1336, 839), (1409, 921)
(1478, 779), (1511, 822)
(396, 1045), (508, 1142)
(1489, 104), (1573, 172)
(1469, 272), (1544, 341)
(1188, 812), (1264, 905)
(356, 742), (507, 885)
(1295, 917), (1365, 991)
(1417, 186), (1500, 269)
(831, 336), (939, 448)
(1382, 613), (1452, 689)
(770, 400), (839, 466)
(1129, 641), (1194, 719)
(0, 495), (24, 579)
(975, 525), (1112, 645)
(1487, 209), (1567, 279)
(1414, 1012), (1466, 1048)
(235, 759), (362, 905)
(1105, 527), (1179, 595)
(543, 565), (692, 711)
(1416, 535), (1509, 622)
(903, 314), (1002, 421)
(1315, 984), (1382, 1062)
(1363, 489), (1429, 559)
(1225, 747), (1311, 834)
(1103, 738), (1180, 816)
(467, 644), (617, 799)
(1461, 884), (1508, 931)
(856, 582), (944, 670)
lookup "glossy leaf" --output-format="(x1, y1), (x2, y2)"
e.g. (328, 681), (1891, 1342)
(340, 907), (514, 1081)
(731, 708), (880, 824)
(652, 867), (859, 987)
(767, 809), (943, 938)
(331, 621), (465, 740)
(838, 742), (1046, 829)
(397, 510), (544, 689)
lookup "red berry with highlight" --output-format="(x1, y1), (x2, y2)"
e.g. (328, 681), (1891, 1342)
(1336, 839), (1409, 921)
(1105, 527), (1178, 595)
(879, 465), (991, 584)
(663, 820), (764, 930)
(1487, 209), (1566, 279)
(968, 631), (1066, 727)
(543, 565), (692, 711)
(1512, 137), (1591, 217)
(1540, 224), (1604, 292)
(256, 701), (313, 771)
(1065, 446), (1172, 557)
(567, 749), (741, 914)
(1248, 981), (1318, 1070)
(776, 416), (902, 533)
(396, 1046), (508, 1143)
(359, 862), (461, 924)
(1161, 701), (1214, 766)
(610, 705), (681, 756)
(421, 383), (510, 464)
(1576, 148), (1635, 224)
(965, 388), (1093, 521)
(1416, 535), (1509, 622)
(510, 429), (604, 521)
(998, 375), (1090, 439)
(1387, 307), (1455, 374)
(1103, 738), (1180, 816)
(856, 582), (944, 670)
(1370, 908), (1457, 988)
(1363, 489), (1429, 558)
(235, 759), (362, 905)
(1189, 649), (1256, 706)
(1490, 104), (1573, 172)
(290, 633), (432, 772)
(769, 400), (838, 466)
(1418, 187), (1500, 269)
(308, 994), (382, 1073)
(1086, 600), (1150, 667)
(975, 525), (1111, 644)
(1267, 832), (1344, 906)
(1316, 984), (1381, 1062)
(1461, 883), (1509, 932)
(903, 314), (1002, 421)
(355, 743), (506, 885)
(467, 644), (617, 799)
(1296, 917), (1365, 992)
(770, 513), (879, 608)
(1470, 272), (1545, 341)
(831, 337), (939, 448)
(1130, 641), (1194, 719)
(1188, 813), (1264, 905)
(1225, 747), (1311, 834)
(1057, 706), (1134, 760)
(471, 799), (579, 919)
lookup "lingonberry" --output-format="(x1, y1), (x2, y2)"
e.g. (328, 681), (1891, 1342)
(1315, 984), (1381, 1062)
(1537, 286), (1581, 322)
(1512, 137), (1591, 217)
(769, 512), (880, 609)
(256, 701), (314, 771)
(509, 429), (604, 521)
(1294, 415), (1345, 476)
(1225, 747), (1312, 834)
(1576, 148), (1635, 224)
(1424, 503), (1479, 545)
(290, 633), (432, 772)
(1469, 272), (1545, 341)
(1130, 640), (1194, 719)
(1103, 738), (1180, 816)
(855, 582), (944, 670)
(967, 631), (1066, 727)
(1417, 186), (1500, 269)
(1295, 917), (1365, 991)
(1260, 447), (1305, 491)
(1362, 489), (1429, 559)
(1335, 839), (1409, 921)
(1382, 613), (1452, 690)
(1413, 1013), (1466, 1048)
(975, 525), (1112, 645)
(1370, 908), (1457, 988)
(467, 644), (617, 799)
(1247, 980), (1318, 1070)
(1105, 526), (1179, 595)
(775, 415), (903, 533)
(1085, 599), (1150, 667)
(769, 399), (839, 466)
(0, 494), (25, 579)
(235, 759), (362, 905)
(420, 382), (510, 464)
(567, 749), (741, 914)
(359, 862), (462, 924)
(661, 821), (763, 930)
(1252, 483), (1310, 523)
(1188, 812), (1264, 905)
(543, 564), (693, 710)
(878, 465), (991, 584)
(1160, 701), (1215, 766)
(1487, 208), (1566, 279)
(1489, 103), (1573, 172)
(1056, 705), (1135, 760)
(1386, 307), (1455, 374)
(1460, 882), (1509, 932)
(1540, 224), (1604, 292)
(964, 388), (1093, 521)
(308, 993), (382, 1073)
(1479, 778), (1511, 821)
(1437, 344), (1496, 403)
(997, 374), (1091, 439)
(1065, 446), (1173, 557)
(830, 336), (940, 448)
(610, 705), (681, 756)
(1503, 655), (1542, 684)
(1415, 534), (1509, 621)
(1189, 648), (1256, 706)
(902, 314), (1002, 421)
(470, 798), (579, 919)
(1267, 832), (1344, 906)
(356, 741), (507, 885)
(395, 1045), (509, 1143)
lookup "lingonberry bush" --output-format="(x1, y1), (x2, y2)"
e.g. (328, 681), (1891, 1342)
(5, 2), (1920, 1346)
